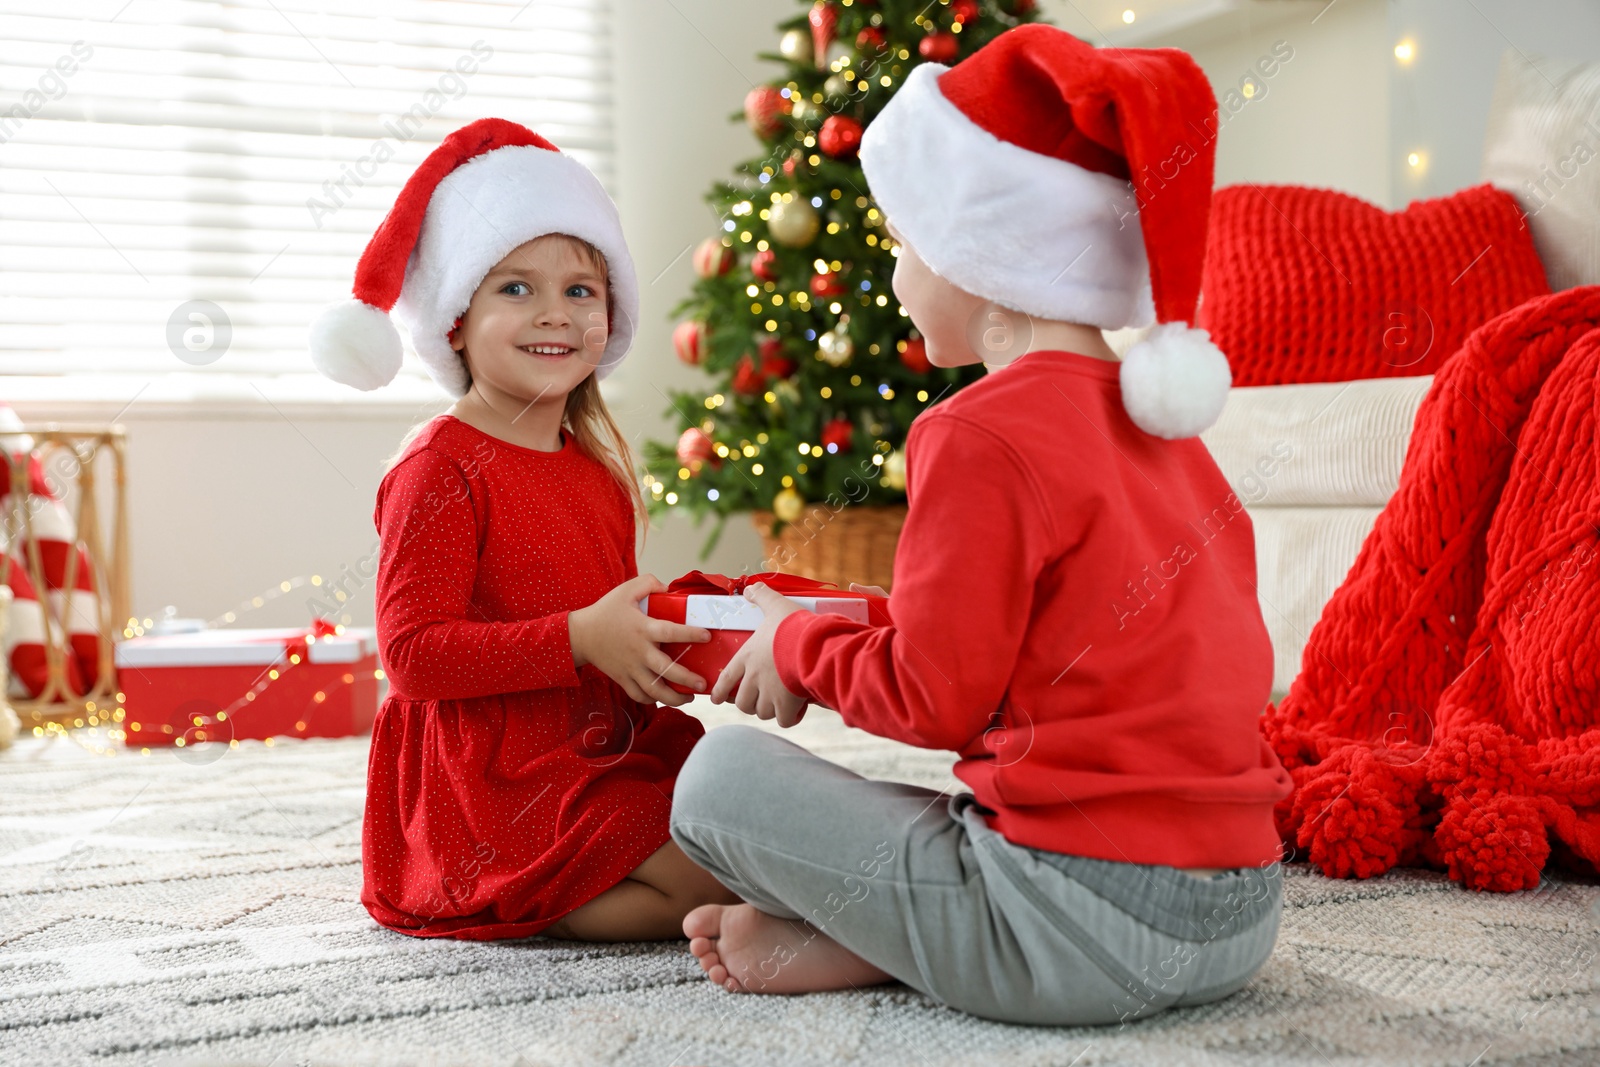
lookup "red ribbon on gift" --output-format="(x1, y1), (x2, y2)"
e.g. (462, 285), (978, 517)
(248, 617), (343, 665)
(664, 570), (844, 597)
(648, 573), (889, 695)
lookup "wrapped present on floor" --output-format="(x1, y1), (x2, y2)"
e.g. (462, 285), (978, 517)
(639, 571), (890, 695)
(115, 617), (380, 747)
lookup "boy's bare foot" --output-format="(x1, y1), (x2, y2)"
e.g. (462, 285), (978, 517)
(682, 902), (895, 994)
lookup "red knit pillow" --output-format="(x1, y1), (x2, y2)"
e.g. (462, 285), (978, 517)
(1199, 183), (1550, 386)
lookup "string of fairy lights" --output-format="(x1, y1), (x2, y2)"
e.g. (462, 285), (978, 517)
(31, 634), (383, 760)
(24, 570), (378, 757)
(111, 571), (359, 639)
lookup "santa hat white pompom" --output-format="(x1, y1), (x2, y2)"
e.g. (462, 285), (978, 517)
(309, 300), (404, 391)
(1118, 322), (1233, 440)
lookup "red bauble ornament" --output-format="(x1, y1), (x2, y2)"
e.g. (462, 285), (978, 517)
(919, 32), (958, 62)
(673, 320), (706, 365)
(820, 416), (854, 454)
(759, 337), (797, 379)
(744, 85), (791, 139)
(808, 2), (839, 71)
(676, 427), (721, 469)
(693, 237), (735, 278)
(731, 353), (768, 395)
(818, 114), (864, 159)
(855, 26), (887, 55)
(751, 248), (780, 282)
(810, 270), (847, 298)
(950, 0), (979, 24)
(899, 334), (931, 373)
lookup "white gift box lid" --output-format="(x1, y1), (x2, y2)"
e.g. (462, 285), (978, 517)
(114, 626), (378, 668)
(637, 594), (868, 631)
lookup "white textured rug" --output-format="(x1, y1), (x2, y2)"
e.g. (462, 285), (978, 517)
(2, 697), (1597, 1067)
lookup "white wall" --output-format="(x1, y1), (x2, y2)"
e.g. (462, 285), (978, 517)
(1182, 0), (1391, 207)
(1038, 0), (1392, 207)
(1388, 0), (1600, 204)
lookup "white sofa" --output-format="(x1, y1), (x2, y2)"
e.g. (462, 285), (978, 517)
(1197, 375), (1434, 700)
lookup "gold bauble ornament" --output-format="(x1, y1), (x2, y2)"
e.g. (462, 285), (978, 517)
(817, 328), (854, 366)
(779, 28), (813, 65)
(773, 486), (805, 523)
(768, 198), (820, 247)
(881, 449), (906, 491)
(790, 97), (815, 124)
(824, 73), (852, 99)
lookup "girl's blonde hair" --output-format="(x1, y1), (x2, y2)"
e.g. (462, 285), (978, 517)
(383, 233), (649, 549)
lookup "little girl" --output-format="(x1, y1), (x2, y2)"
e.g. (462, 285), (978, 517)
(310, 118), (741, 941)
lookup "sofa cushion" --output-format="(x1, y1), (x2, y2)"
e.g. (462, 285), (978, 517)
(1248, 506), (1385, 698)
(1199, 375), (1433, 507)
(1198, 374), (1434, 697)
(1481, 48), (1600, 291)
(1198, 183), (1549, 386)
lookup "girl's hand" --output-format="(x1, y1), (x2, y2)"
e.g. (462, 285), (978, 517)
(710, 582), (809, 727)
(569, 574), (712, 707)
(849, 582), (889, 598)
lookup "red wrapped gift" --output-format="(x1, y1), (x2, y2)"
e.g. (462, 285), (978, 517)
(114, 618), (380, 748)
(638, 571), (890, 695)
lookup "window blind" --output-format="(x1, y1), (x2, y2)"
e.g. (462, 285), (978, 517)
(0, 0), (616, 382)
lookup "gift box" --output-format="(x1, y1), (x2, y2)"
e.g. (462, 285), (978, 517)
(638, 571), (890, 695)
(115, 618), (380, 747)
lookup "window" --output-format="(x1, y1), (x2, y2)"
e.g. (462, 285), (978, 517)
(0, 0), (616, 388)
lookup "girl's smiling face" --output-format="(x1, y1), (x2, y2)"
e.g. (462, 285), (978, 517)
(448, 233), (610, 403)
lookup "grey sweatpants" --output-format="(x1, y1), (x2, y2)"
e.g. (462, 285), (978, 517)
(669, 724), (1284, 1027)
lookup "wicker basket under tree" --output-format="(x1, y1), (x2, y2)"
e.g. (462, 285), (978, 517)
(751, 502), (905, 593)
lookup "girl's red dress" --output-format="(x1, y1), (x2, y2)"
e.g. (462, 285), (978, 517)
(360, 414), (704, 939)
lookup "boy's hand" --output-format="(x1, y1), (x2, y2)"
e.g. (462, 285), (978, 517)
(849, 582), (889, 598)
(710, 582), (810, 728)
(569, 574), (712, 707)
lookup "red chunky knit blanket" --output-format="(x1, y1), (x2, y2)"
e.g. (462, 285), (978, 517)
(1260, 286), (1600, 892)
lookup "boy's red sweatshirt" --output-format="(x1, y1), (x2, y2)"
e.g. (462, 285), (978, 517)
(772, 348), (1294, 869)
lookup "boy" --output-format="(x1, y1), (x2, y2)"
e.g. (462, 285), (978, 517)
(668, 25), (1294, 1026)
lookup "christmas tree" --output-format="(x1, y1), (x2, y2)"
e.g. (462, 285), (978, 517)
(641, 0), (1046, 558)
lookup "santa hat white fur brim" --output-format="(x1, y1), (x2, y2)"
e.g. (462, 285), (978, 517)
(860, 63), (1156, 332)
(859, 62), (1230, 439)
(311, 144), (639, 398)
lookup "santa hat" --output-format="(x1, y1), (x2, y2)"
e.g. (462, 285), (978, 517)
(310, 117), (640, 397)
(859, 24), (1231, 439)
